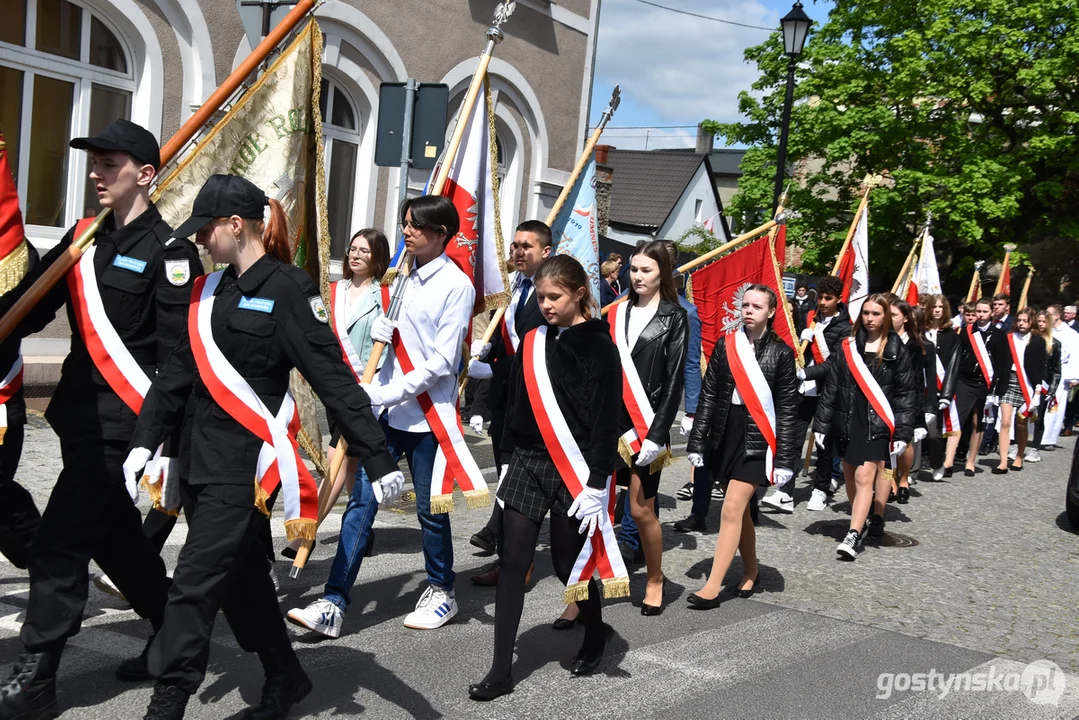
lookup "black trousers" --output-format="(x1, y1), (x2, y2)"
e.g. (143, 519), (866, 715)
(22, 438), (170, 655)
(792, 396), (835, 495)
(143, 502), (275, 561)
(148, 481), (288, 694)
(0, 426), (39, 569)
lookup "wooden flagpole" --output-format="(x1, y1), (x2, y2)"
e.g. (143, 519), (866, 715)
(1018, 266), (1034, 308)
(966, 260), (985, 303)
(890, 236), (922, 295)
(995, 243), (1016, 295)
(0, 0), (317, 345)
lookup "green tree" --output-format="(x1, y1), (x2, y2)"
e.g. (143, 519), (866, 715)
(706, 0), (1079, 299)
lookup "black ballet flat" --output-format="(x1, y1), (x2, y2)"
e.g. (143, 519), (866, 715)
(1010, 463), (1024, 472)
(734, 573), (760, 599)
(964, 469), (976, 478)
(468, 676), (514, 701)
(570, 624), (613, 676)
(943, 466), (954, 478)
(896, 487), (910, 504)
(687, 592), (722, 610)
(887, 490), (897, 503)
(552, 616), (579, 630)
(991, 467), (1008, 475)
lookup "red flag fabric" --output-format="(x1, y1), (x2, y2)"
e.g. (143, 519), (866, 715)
(905, 278), (919, 306)
(0, 134), (24, 260)
(692, 234), (796, 359)
(999, 261), (1011, 298)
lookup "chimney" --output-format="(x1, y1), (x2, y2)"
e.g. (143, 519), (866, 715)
(695, 123), (714, 154)
(595, 158), (613, 237)
(594, 144), (612, 165)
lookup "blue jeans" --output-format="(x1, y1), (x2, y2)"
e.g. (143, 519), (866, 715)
(323, 417), (455, 611)
(690, 447), (714, 519)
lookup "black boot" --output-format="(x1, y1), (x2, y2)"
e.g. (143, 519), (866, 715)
(0, 652), (58, 720)
(143, 682), (189, 720)
(243, 641), (312, 719)
(116, 632), (157, 682)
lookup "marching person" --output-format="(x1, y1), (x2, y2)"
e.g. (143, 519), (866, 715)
(280, 228), (390, 561)
(920, 294), (958, 479)
(685, 284), (798, 608)
(0, 119), (200, 720)
(888, 301), (935, 503)
(469, 255), (626, 700)
(940, 299), (1001, 477)
(288, 194), (476, 638)
(466, 221), (551, 585)
(122, 174), (399, 719)
(994, 307), (1048, 473)
(814, 294), (917, 559)
(1028, 310), (1062, 462)
(1041, 305), (1079, 446)
(608, 240), (687, 615)
(991, 293), (1012, 332)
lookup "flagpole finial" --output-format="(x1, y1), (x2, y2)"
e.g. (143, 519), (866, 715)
(488, 2), (517, 42)
(1003, 243), (1017, 253)
(924, 209), (932, 229)
(974, 260), (985, 273)
(860, 173), (884, 191)
(607, 85), (621, 116)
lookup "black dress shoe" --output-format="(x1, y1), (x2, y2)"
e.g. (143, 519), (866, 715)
(991, 466), (1008, 475)
(552, 616), (579, 630)
(569, 624), (612, 676)
(0, 652), (58, 720)
(686, 592), (722, 610)
(470, 526), (497, 556)
(672, 514), (707, 533)
(896, 486), (910, 504)
(468, 676), (514, 701)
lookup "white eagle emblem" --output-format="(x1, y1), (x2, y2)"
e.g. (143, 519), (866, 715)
(720, 282), (753, 334)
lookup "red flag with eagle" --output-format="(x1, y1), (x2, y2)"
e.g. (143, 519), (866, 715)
(436, 80), (509, 314)
(691, 230), (796, 359)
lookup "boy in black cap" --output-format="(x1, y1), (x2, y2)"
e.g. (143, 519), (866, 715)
(0, 118), (203, 720)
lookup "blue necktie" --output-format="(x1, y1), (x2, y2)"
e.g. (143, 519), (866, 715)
(514, 277), (532, 329)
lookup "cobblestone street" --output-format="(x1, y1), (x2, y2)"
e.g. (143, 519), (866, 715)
(2, 413), (1078, 718)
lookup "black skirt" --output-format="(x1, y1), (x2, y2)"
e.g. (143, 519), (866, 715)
(710, 405), (770, 487)
(838, 387), (890, 465)
(497, 447), (576, 524)
(614, 454), (663, 499)
(955, 372), (989, 433)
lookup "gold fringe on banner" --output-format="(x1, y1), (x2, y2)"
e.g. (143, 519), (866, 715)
(563, 581), (591, 604)
(484, 78), (511, 312)
(430, 494), (455, 515)
(285, 518), (317, 542)
(463, 488), (491, 509)
(140, 477), (180, 517)
(603, 577), (631, 599)
(0, 241), (29, 296)
(309, 25), (331, 301)
(616, 438), (672, 474)
(254, 482), (272, 518)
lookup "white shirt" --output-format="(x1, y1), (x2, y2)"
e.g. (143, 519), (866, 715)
(376, 254), (475, 432)
(627, 303), (658, 348)
(1054, 322), (1079, 382)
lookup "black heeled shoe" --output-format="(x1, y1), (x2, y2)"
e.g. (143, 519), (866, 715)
(552, 614), (580, 630)
(896, 486), (910, 504)
(640, 576), (667, 616)
(687, 592), (722, 610)
(570, 624), (612, 676)
(468, 676), (514, 701)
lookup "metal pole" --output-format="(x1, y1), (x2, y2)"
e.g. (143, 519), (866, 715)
(397, 78), (416, 213)
(774, 59), (797, 212)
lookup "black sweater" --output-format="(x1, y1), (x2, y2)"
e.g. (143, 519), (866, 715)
(500, 320), (622, 489)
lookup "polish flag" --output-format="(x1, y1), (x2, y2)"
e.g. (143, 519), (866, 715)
(838, 207), (870, 320)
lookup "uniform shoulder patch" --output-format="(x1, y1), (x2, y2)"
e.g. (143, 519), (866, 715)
(309, 296), (329, 323)
(165, 259), (191, 286)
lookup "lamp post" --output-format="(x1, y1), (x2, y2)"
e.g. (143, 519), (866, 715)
(773, 0), (811, 212)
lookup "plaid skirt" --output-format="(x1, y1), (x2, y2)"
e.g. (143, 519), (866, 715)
(1002, 372), (1026, 407)
(497, 446), (576, 524)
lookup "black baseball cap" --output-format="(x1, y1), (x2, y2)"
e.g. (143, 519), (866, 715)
(69, 118), (161, 170)
(172, 174), (268, 239)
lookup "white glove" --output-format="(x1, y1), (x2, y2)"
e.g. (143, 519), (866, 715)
(687, 452), (705, 468)
(679, 415), (694, 437)
(986, 394), (1000, 408)
(469, 415), (485, 434)
(1030, 395), (1040, 409)
(122, 447), (153, 503)
(371, 470), (405, 505)
(913, 427), (928, 442)
(890, 440), (908, 457)
(567, 486), (606, 538)
(924, 412), (936, 427)
(635, 439), (663, 467)
(145, 456), (172, 487)
(938, 397), (951, 411)
(471, 340), (492, 360)
(371, 316), (395, 344)
(361, 383), (383, 407)
(796, 368), (807, 381)
(814, 432), (826, 450)
(800, 328), (815, 343)
(773, 468), (794, 486)
(468, 358), (493, 380)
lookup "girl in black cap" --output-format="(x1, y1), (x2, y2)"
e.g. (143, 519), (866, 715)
(122, 174), (399, 720)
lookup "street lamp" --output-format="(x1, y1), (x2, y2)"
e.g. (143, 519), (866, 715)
(773, 0), (811, 211)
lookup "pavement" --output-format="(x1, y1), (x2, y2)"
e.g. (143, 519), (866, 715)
(2, 412), (1079, 719)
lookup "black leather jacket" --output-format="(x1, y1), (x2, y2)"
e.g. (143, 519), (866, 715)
(612, 298), (688, 447)
(813, 328), (918, 443)
(688, 329), (799, 470)
(1047, 338), (1063, 399)
(904, 336), (938, 427)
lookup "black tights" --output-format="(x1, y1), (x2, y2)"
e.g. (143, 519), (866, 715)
(486, 505), (604, 682)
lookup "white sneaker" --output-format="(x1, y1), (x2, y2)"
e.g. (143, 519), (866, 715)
(761, 489), (794, 514)
(93, 573), (127, 601)
(806, 488), (829, 511)
(1024, 448), (1042, 462)
(269, 565), (280, 592)
(287, 598), (344, 639)
(1008, 445), (1019, 460)
(403, 585), (457, 630)
(932, 467), (945, 481)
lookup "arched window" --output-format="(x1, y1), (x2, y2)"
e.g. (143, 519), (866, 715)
(320, 74), (362, 259)
(1, 0), (135, 229)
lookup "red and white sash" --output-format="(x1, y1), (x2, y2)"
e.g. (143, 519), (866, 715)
(609, 301), (670, 470)
(967, 325), (994, 388)
(935, 355), (961, 436)
(390, 328), (488, 513)
(726, 331), (778, 483)
(188, 272), (319, 540)
(522, 326), (629, 602)
(842, 337), (897, 456)
(804, 310), (829, 365)
(1006, 333), (1036, 417)
(0, 354), (23, 444)
(330, 280), (365, 381)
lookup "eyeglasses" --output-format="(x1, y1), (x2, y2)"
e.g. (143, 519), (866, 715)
(347, 247), (371, 257)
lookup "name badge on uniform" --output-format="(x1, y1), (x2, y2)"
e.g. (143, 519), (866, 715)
(165, 259), (191, 286)
(112, 254), (147, 274)
(239, 296), (275, 314)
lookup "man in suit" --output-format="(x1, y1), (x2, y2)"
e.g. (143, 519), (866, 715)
(1065, 305), (1078, 331)
(467, 221), (551, 584)
(599, 258), (620, 307)
(992, 292), (1013, 332)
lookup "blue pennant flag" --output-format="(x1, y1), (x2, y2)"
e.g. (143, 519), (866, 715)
(550, 160), (601, 309)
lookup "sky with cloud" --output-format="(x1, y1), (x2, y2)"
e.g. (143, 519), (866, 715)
(588, 0), (834, 150)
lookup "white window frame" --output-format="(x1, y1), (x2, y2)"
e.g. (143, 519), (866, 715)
(320, 71), (364, 278)
(0, 0), (134, 241)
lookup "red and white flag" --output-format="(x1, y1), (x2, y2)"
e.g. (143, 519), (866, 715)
(439, 81), (509, 315)
(837, 207), (870, 321)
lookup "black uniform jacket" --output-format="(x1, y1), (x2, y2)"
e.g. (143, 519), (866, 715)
(610, 298), (688, 447)
(941, 324), (1004, 401)
(500, 320), (622, 489)
(0, 243), (41, 427)
(991, 332), (1051, 398)
(130, 255), (395, 486)
(688, 329), (800, 470)
(487, 281), (544, 423)
(21, 204), (202, 444)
